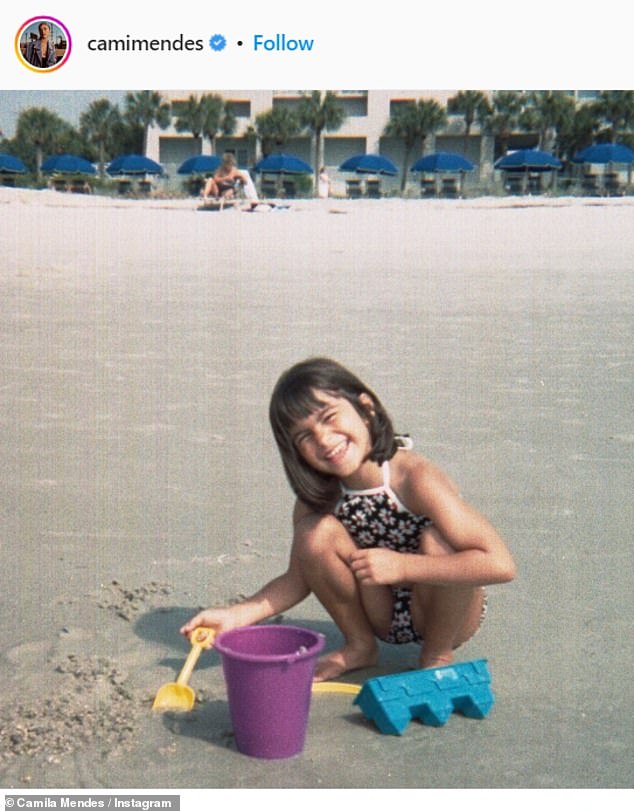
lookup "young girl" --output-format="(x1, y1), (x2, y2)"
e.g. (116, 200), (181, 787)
(181, 358), (516, 681)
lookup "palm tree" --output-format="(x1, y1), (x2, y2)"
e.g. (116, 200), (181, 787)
(557, 103), (601, 160)
(255, 107), (301, 156)
(297, 91), (346, 193)
(448, 90), (491, 154)
(384, 99), (447, 191)
(174, 94), (206, 152)
(79, 98), (122, 176)
(241, 124), (258, 166)
(123, 90), (171, 154)
(482, 91), (524, 157)
(592, 90), (634, 143)
(199, 93), (237, 154)
(13, 107), (71, 179)
(518, 91), (576, 154)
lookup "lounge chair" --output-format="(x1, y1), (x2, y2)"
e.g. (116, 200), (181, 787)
(581, 173), (600, 196)
(282, 179), (296, 198)
(420, 177), (437, 197)
(504, 174), (524, 195)
(366, 179), (381, 198)
(346, 178), (362, 198)
(440, 177), (459, 198)
(260, 178), (278, 198)
(603, 173), (623, 196)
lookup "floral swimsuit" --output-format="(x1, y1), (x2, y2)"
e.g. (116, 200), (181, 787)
(335, 459), (432, 644)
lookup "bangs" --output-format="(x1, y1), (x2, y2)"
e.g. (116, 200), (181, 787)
(271, 383), (338, 442)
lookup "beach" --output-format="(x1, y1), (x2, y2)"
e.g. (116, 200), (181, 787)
(0, 187), (632, 790)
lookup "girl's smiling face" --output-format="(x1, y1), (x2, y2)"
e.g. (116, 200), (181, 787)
(290, 390), (377, 485)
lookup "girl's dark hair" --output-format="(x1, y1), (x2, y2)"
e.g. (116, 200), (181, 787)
(269, 357), (398, 513)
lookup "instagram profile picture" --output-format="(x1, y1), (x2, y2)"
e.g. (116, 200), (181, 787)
(15, 16), (71, 72)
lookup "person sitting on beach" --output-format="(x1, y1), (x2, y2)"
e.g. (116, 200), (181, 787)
(181, 357), (516, 681)
(201, 153), (244, 201)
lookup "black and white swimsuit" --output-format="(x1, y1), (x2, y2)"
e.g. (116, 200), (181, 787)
(335, 459), (432, 644)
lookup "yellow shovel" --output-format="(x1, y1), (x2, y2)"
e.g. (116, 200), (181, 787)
(152, 626), (216, 712)
(312, 681), (361, 696)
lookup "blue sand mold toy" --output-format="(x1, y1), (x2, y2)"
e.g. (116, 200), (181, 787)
(353, 658), (495, 735)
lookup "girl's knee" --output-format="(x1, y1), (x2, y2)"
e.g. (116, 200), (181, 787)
(294, 513), (352, 563)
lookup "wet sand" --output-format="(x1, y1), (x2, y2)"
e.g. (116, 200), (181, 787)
(0, 188), (632, 790)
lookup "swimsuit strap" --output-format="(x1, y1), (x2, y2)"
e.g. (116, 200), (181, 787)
(382, 461), (406, 509)
(338, 461), (389, 497)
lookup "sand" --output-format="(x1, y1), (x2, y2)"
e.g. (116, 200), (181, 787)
(0, 187), (632, 792)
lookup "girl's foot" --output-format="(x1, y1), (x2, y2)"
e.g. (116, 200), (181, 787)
(419, 650), (454, 669)
(313, 641), (379, 682)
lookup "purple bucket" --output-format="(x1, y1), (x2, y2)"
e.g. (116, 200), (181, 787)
(214, 625), (325, 759)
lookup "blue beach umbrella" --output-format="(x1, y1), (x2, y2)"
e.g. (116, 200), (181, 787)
(339, 153), (398, 175)
(0, 153), (27, 173)
(254, 153), (313, 174)
(177, 155), (222, 175)
(572, 143), (634, 164)
(495, 149), (562, 171)
(411, 152), (475, 173)
(42, 154), (96, 175)
(107, 154), (164, 176)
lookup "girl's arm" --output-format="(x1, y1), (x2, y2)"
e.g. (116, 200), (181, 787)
(350, 456), (516, 588)
(180, 568), (310, 638)
(180, 510), (311, 638)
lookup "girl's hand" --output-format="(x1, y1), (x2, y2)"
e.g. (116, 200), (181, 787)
(179, 607), (243, 639)
(349, 548), (408, 586)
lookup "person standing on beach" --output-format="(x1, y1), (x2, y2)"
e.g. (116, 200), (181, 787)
(318, 167), (330, 199)
(25, 22), (57, 68)
(182, 358), (516, 681)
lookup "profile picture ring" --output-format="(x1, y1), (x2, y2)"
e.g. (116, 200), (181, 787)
(15, 16), (72, 72)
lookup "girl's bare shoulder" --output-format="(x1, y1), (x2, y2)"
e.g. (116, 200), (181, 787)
(391, 450), (460, 513)
(292, 496), (338, 526)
